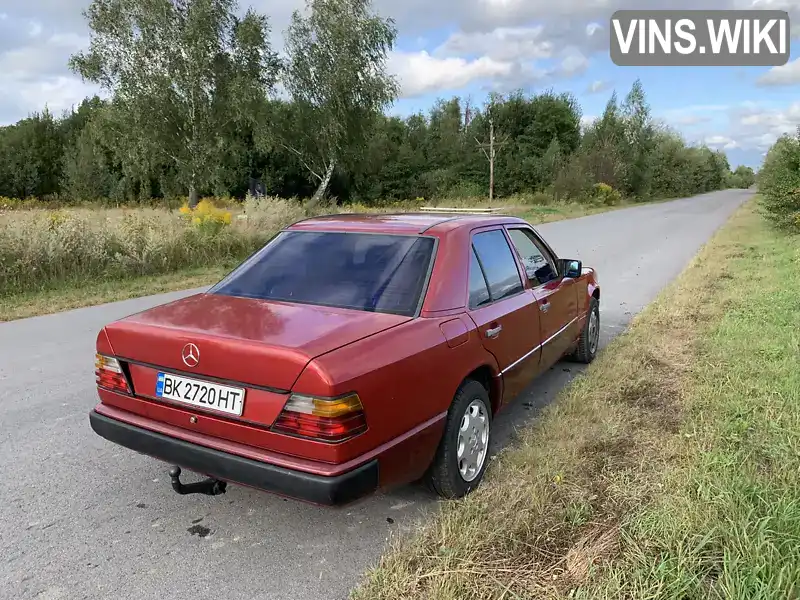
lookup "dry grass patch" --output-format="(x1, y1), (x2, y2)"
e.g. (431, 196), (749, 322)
(352, 201), (799, 599)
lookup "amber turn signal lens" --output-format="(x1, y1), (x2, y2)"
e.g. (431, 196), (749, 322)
(284, 394), (363, 418)
(272, 393), (367, 443)
(95, 353), (131, 395)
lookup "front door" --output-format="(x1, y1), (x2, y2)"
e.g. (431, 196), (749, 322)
(505, 226), (579, 370)
(466, 228), (542, 403)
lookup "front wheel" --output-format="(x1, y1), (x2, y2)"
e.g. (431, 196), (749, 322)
(571, 297), (600, 364)
(425, 379), (492, 499)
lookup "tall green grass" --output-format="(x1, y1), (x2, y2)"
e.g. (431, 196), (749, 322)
(577, 205), (800, 599)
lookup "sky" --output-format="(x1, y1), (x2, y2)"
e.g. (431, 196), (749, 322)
(1, 0), (799, 169)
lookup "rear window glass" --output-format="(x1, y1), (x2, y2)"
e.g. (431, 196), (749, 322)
(210, 231), (436, 316)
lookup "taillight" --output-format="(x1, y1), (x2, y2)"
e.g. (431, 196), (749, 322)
(272, 393), (367, 443)
(95, 354), (131, 395)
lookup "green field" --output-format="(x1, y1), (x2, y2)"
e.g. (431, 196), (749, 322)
(352, 200), (800, 600)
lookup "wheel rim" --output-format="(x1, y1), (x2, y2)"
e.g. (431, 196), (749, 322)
(588, 309), (599, 355)
(457, 399), (489, 482)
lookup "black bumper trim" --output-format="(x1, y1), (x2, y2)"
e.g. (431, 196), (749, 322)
(89, 411), (379, 506)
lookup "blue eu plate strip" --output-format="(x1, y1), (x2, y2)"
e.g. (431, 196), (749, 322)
(156, 372), (165, 397)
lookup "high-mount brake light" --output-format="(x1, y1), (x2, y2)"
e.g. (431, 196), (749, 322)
(95, 353), (131, 395)
(272, 393), (367, 443)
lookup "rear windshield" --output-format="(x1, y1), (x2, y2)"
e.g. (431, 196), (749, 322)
(210, 231), (436, 316)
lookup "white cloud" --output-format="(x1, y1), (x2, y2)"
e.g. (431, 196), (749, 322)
(757, 58), (800, 86)
(658, 104), (728, 129)
(675, 114), (714, 126)
(28, 20), (43, 37)
(559, 51), (589, 76)
(0, 76), (100, 125)
(391, 21), (595, 98)
(0, 28), (98, 124)
(586, 80), (611, 94)
(655, 101), (798, 159)
(730, 102), (800, 149)
(390, 45), (591, 98)
(680, 102), (800, 155)
(705, 135), (740, 149)
(437, 26), (553, 62)
(0, 32), (87, 78)
(390, 51), (517, 97)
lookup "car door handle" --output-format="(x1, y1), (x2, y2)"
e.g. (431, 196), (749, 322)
(485, 325), (502, 339)
(539, 301), (550, 313)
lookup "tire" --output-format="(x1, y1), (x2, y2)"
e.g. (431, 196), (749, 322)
(571, 296), (600, 364)
(425, 379), (492, 499)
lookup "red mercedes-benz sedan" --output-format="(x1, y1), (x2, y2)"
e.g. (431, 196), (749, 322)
(90, 212), (600, 505)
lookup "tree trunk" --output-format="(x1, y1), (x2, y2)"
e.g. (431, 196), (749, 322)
(188, 184), (199, 208)
(306, 160), (335, 209)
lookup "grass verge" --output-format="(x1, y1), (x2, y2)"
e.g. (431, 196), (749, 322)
(1, 199), (636, 322)
(351, 199), (800, 600)
(0, 267), (228, 322)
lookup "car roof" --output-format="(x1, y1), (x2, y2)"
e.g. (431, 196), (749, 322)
(284, 212), (530, 235)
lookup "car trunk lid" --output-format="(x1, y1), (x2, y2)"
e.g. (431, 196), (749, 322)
(103, 292), (411, 392)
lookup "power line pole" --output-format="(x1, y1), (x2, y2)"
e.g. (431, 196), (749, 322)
(476, 116), (507, 201)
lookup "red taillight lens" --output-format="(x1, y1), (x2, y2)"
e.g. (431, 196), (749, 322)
(272, 393), (367, 443)
(95, 354), (131, 395)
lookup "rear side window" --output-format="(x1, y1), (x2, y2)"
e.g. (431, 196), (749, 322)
(210, 231), (436, 317)
(471, 230), (524, 303)
(468, 248), (491, 308)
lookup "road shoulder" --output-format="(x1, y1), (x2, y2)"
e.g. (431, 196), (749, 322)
(351, 199), (800, 599)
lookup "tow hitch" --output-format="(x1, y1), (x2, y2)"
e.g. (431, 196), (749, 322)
(169, 466), (227, 496)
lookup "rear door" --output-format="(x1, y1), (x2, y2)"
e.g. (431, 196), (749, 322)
(505, 226), (579, 369)
(466, 228), (542, 404)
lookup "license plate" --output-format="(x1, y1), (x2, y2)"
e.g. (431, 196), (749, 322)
(156, 372), (245, 416)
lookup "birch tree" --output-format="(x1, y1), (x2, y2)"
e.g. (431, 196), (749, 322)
(281, 0), (399, 207)
(69, 0), (280, 207)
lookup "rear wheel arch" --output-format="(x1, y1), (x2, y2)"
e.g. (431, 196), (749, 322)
(425, 377), (492, 498)
(462, 365), (502, 415)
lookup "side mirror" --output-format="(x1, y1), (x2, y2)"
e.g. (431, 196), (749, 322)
(561, 259), (582, 278)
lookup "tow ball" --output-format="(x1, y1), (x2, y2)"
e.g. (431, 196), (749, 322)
(169, 466), (227, 496)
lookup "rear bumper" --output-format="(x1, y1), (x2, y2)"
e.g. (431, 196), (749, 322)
(89, 410), (379, 506)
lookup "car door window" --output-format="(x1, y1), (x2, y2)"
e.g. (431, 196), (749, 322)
(471, 230), (524, 303)
(507, 228), (558, 286)
(468, 247), (492, 308)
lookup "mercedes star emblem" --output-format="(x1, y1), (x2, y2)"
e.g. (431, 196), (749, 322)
(181, 343), (200, 368)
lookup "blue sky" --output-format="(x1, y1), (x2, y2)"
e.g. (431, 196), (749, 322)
(2, 0), (799, 169)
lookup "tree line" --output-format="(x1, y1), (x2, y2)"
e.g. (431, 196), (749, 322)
(758, 127), (800, 232)
(0, 0), (755, 208)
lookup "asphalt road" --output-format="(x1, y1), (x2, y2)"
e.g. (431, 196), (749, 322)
(0, 188), (752, 600)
